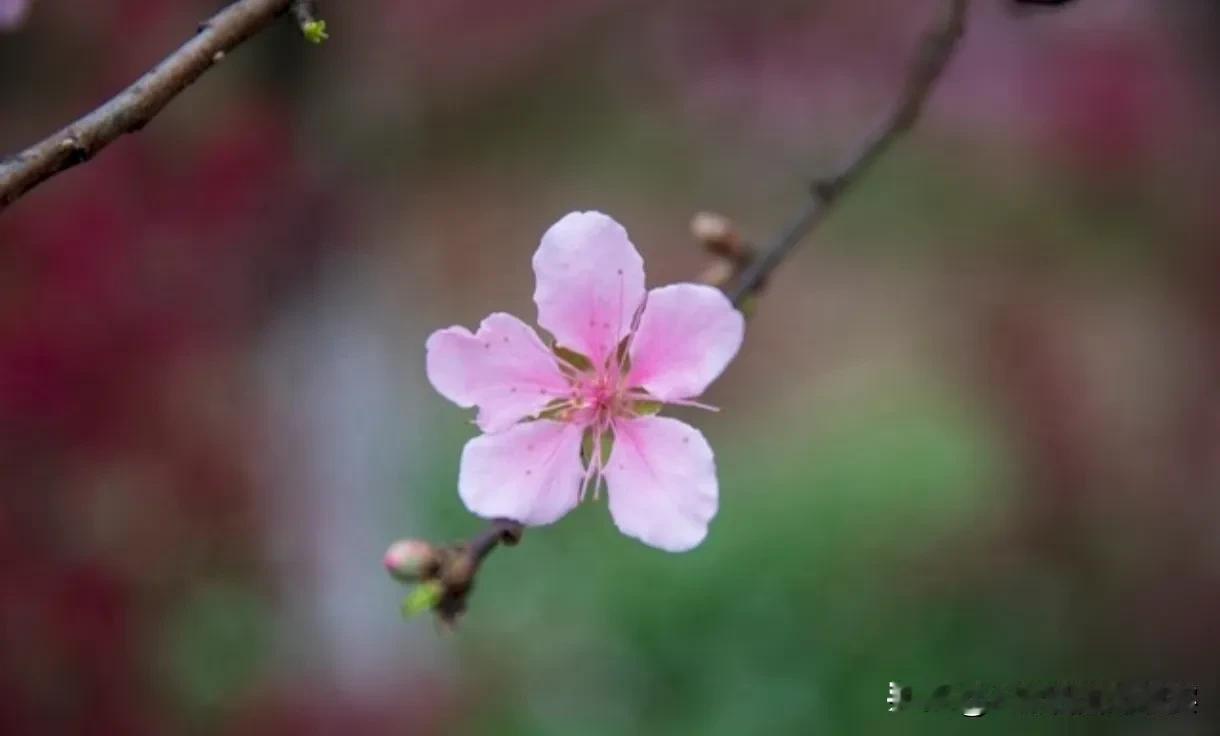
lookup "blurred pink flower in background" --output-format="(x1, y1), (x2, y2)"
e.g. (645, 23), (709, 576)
(643, 0), (1203, 177)
(0, 0), (29, 29)
(426, 211), (744, 551)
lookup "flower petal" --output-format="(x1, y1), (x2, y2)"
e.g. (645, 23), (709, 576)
(626, 283), (744, 401)
(0, 0), (30, 29)
(458, 420), (585, 525)
(603, 416), (718, 552)
(426, 312), (570, 433)
(533, 211), (646, 367)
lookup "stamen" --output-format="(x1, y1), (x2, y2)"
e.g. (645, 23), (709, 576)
(578, 460), (596, 502)
(577, 414), (614, 502)
(613, 268), (625, 377)
(578, 422), (601, 501)
(622, 389), (719, 412)
(614, 293), (649, 380)
(534, 397), (579, 422)
(591, 417), (607, 501)
(663, 397), (720, 412)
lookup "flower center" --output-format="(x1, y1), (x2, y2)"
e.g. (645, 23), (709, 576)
(581, 372), (624, 421)
(547, 348), (654, 428)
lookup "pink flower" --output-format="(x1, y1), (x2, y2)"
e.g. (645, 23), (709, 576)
(426, 211), (744, 551)
(0, 0), (30, 30)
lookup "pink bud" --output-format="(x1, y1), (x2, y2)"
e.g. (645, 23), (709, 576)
(383, 539), (438, 582)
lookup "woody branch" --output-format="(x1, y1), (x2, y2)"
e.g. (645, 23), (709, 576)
(0, 0), (324, 212)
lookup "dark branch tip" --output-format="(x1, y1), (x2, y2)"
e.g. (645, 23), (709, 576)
(497, 524), (523, 546)
(691, 211), (743, 256)
(58, 136), (91, 166)
(810, 179), (841, 203)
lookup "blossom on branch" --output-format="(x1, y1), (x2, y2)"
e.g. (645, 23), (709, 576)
(426, 211), (744, 551)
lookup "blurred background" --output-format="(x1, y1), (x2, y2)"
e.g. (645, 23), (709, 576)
(1, 0), (1219, 733)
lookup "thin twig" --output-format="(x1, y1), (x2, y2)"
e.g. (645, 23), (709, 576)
(467, 518), (525, 564)
(0, 0), (300, 211)
(433, 519), (523, 623)
(398, 0), (971, 624)
(725, 0), (969, 307)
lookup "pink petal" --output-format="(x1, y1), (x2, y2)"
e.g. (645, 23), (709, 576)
(626, 283), (744, 401)
(0, 0), (29, 29)
(458, 419), (585, 525)
(532, 211), (645, 367)
(603, 416), (718, 552)
(426, 312), (570, 433)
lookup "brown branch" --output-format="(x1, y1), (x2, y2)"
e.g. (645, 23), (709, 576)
(387, 0), (970, 625)
(434, 519), (523, 623)
(725, 0), (968, 307)
(0, 0), (312, 212)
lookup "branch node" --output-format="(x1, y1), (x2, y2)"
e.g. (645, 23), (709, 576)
(692, 211), (757, 289)
(497, 523), (524, 546)
(810, 178), (841, 204)
(58, 136), (89, 166)
(443, 553), (476, 588)
(691, 211), (743, 258)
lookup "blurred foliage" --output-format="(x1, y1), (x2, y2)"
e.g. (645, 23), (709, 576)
(160, 584), (271, 720)
(410, 384), (1113, 733)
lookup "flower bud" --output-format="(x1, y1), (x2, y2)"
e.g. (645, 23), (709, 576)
(301, 19), (329, 44)
(690, 211), (742, 259)
(697, 258), (736, 289)
(383, 539), (438, 582)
